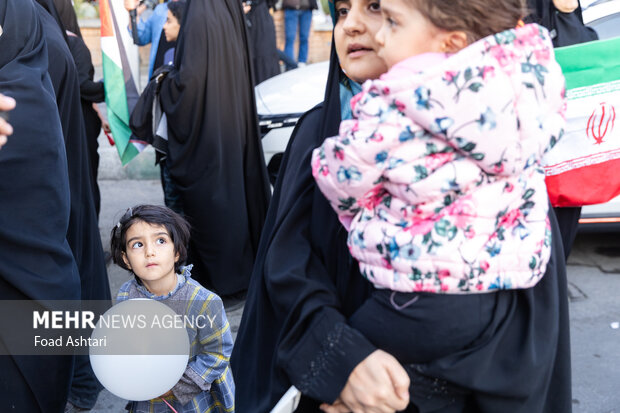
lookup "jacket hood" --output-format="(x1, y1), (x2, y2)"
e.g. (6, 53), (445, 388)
(356, 24), (566, 176)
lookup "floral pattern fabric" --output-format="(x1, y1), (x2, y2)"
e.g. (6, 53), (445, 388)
(312, 24), (566, 294)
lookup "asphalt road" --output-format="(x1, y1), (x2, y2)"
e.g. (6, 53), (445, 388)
(91, 176), (620, 412)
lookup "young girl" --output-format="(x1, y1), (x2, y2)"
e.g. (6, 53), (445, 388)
(110, 205), (235, 413)
(313, 0), (565, 294)
(313, 1), (566, 409)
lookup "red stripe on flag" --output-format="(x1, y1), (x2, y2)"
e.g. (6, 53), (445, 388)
(100, 0), (114, 37)
(546, 157), (620, 207)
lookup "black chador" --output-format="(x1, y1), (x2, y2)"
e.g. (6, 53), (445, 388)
(34, 0), (110, 304)
(159, 0), (271, 296)
(245, 0), (280, 85)
(0, 0), (81, 410)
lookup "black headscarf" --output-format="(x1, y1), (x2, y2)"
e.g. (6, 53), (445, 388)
(53, 0), (82, 37)
(34, 0), (110, 303)
(232, 27), (572, 413)
(0, 0), (80, 409)
(526, 0), (598, 47)
(158, 0), (271, 296)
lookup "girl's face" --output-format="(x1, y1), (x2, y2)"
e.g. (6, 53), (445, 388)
(163, 10), (181, 42)
(375, 0), (449, 69)
(122, 220), (179, 295)
(334, 0), (388, 83)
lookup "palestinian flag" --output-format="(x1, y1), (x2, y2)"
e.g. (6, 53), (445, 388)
(100, 0), (145, 165)
(544, 36), (620, 207)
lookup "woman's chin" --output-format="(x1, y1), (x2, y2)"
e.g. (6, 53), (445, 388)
(345, 61), (388, 83)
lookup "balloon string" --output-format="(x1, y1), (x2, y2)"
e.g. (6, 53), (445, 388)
(162, 398), (178, 413)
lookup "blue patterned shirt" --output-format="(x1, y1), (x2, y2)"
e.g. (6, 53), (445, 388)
(117, 266), (235, 412)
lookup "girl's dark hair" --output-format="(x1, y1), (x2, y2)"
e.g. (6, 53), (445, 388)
(411, 0), (527, 44)
(110, 205), (191, 274)
(168, 0), (186, 23)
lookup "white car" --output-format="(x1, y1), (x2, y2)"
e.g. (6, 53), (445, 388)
(256, 61), (329, 183)
(256, 4), (620, 228)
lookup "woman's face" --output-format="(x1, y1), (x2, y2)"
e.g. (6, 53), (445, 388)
(163, 10), (181, 42)
(334, 0), (388, 83)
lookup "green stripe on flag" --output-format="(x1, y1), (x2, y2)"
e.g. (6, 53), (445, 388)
(555, 36), (620, 90)
(102, 53), (135, 166)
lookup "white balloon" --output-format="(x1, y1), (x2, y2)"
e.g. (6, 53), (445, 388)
(90, 354), (188, 401)
(89, 299), (190, 401)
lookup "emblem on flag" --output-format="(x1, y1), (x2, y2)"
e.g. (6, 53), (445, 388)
(586, 102), (616, 145)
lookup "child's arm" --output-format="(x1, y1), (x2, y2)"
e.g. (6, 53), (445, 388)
(170, 293), (234, 407)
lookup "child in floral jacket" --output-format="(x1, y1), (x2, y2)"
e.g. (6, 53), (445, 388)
(312, 2), (566, 294)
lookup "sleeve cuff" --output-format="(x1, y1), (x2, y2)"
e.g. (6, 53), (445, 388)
(171, 365), (211, 406)
(284, 312), (376, 403)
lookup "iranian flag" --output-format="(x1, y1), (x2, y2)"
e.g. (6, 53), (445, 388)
(544, 36), (620, 207)
(100, 0), (145, 165)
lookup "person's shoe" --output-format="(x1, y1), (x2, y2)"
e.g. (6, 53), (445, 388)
(297, 62), (307, 68)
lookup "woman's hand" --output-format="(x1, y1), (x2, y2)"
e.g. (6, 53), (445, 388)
(320, 350), (410, 413)
(0, 94), (16, 150)
(553, 0), (579, 13)
(92, 103), (111, 134)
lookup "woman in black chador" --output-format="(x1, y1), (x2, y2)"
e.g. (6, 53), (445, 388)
(158, 0), (271, 297)
(33, 0), (110, 308)
(33, 1), (111, 410)
(245, 0), (280, 85)
(54, 0), (107, 218)
(231, 1), (572, 411)
(0, 0), (81, 410)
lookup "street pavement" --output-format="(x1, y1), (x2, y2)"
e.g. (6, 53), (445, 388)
(91, 144), (620, 412)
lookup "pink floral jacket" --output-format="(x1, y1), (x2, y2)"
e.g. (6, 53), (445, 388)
(312, 24), (566, 293)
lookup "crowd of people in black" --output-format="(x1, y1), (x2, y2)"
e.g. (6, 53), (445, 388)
(0, 0), (599, 412)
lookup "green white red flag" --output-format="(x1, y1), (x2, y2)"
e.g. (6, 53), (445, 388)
(544, 36), (620, 206)
(100, 0), (145, 165)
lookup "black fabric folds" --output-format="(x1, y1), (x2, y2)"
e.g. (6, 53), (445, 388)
(66, 34), (105, 217)
(232, 35), (572, 413)
(245, 0), (280, 85)
(158, 0), (271, 296)
(34, 0), (111, 303)
(0, 0), (81, 410)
